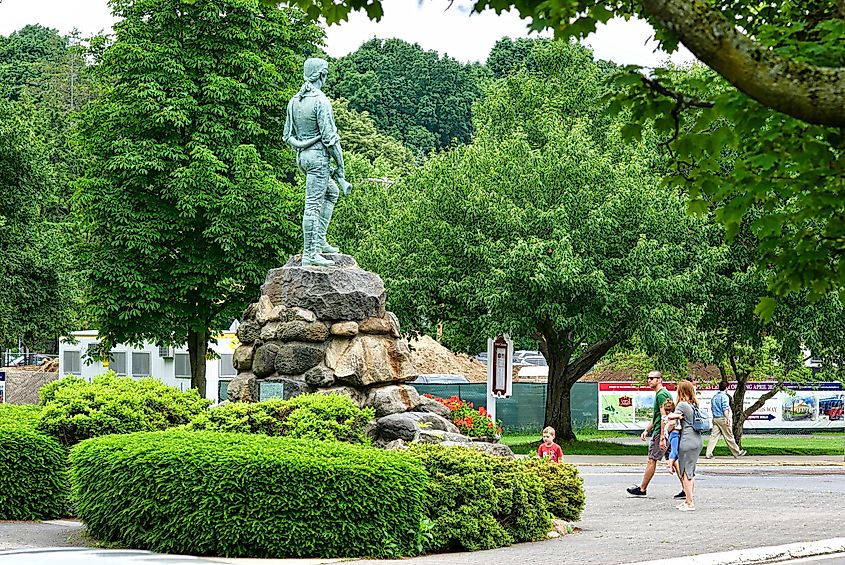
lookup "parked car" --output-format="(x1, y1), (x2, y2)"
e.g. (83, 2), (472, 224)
(410, 374), (470, 384)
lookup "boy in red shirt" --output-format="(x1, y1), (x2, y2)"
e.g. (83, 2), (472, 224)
(537, 426), (564, 462)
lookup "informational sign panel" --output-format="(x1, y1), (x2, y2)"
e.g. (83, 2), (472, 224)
(259, 381), (284, 401)
(0, 371), (5, 404)
(487, 335), (513, 398)
(486, 335), (513, 424)
(598, 381), (844, 430)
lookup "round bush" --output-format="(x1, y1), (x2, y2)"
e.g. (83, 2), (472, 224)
(0, 424), (69, 520)
(38, 373), (211, 445)
(520, 458), (585, 522)
(70, 431), (428, 558)
(407, 444), (551, 552)
(187, 398), (291, 435)
(187, 393), (374, 444)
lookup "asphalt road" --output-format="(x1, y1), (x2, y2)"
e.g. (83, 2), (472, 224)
(355, 463), (845, 565)
(2, 462), (844, 564)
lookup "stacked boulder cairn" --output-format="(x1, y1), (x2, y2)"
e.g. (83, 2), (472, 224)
(228, 254), (513, 457)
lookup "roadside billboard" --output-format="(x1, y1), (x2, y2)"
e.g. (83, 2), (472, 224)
(598, 381), (844, 430)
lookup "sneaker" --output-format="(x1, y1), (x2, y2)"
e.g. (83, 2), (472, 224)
(737, 449), (747, 457)
(673, 491), (686, 499)
(705, 454), (713, 459)
(626, 486), (647, 496)
(678, 504), (696, 512)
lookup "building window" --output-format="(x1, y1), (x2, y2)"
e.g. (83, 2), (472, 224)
(175, 353), (191, 379)
(131, 352), (151, 377)
(63, 350), (81, 375)
(220, 353), (236, 377)
(111, 352), (127, 376)
(218, 380), (229, 403)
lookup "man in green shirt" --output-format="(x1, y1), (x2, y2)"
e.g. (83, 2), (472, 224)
(627, 371), (681, 497)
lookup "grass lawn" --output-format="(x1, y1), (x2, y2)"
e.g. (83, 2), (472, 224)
(503, 430), (845, 456)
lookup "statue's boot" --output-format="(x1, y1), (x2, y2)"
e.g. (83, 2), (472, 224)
(317, 200), (340, 254)
(301, 212), (335, 267)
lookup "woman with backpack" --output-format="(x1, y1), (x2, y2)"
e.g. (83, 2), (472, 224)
(665, 379), (703, 511)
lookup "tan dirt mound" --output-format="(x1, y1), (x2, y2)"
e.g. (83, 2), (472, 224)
(408, 335), (487, 382)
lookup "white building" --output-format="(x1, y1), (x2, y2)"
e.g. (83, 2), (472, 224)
(58, 330), (239, 402)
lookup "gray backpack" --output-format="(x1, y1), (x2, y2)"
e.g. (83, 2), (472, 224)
(690, 404), (711, 433)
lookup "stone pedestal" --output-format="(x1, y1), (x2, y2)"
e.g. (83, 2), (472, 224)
(232, 254), (477, 447)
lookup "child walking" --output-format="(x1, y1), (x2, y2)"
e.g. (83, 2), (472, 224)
(538, 426), (564, 462)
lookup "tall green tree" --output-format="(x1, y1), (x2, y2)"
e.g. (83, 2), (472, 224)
(0, 102), (80, 351)
(75, 0), (323, 395)
(0, 25), (67, 101)
(326, 38), (483, 153)
(696, 223), (845, 444)
(355, 42), (706, 439)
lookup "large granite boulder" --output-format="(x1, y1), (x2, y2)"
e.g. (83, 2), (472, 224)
(413, 395), (452, 419)
(312, 385), (366, 407)
(441, 440), (515, 458)
(274, 342), (325, 375)
(252, 343), (280, 378)
(375, 412), (460, 442)
(232, 345), (255, 372)
(227, 372), (258, 402)
(261, 254), (386, 321)
(325, 334), (416, 387)
(365, 384), (421, 418)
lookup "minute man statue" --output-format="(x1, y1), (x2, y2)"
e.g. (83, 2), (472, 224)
(283, 57), (352, 267)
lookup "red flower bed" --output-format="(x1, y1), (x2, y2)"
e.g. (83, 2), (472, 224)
(423, 394), (503, 441)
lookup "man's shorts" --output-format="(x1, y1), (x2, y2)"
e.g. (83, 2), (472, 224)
(648, 433), (667, 461)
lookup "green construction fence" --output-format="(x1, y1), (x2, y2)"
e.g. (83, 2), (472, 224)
(412, 382), (598, 432)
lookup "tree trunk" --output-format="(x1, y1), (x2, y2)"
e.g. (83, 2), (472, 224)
(545, 359), (575, 441)
(731, 373), (747, 446)
(542, 332), (618, 442)
(187, 327), (208, 399)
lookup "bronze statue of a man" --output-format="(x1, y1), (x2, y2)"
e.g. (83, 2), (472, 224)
(283, 57), (351, 267)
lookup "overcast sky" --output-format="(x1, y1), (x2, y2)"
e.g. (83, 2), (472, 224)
(0, 0), (694, 67)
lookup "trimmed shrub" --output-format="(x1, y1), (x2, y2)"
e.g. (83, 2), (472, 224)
(0, 403), (42, 430)
(187, 393), (374, 444)
(520, 458), (586, 522)
(282, 393), (374, 443)
(187, 398), (290, 435)
(70, 431), (428, 558)
(407, 444), (551, 552)
(38, 373), (211, 445)
(0, 424), (69, 519)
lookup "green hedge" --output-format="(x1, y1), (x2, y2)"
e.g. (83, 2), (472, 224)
(70, 431), (428, 558)
(0, 403), (42, 430)
(187, 394), (374, 444)
(38, 373), (210, 445)
(520, 458), (585, 521)
(0, 423), (69, 520)
(407, 445), (551, 552)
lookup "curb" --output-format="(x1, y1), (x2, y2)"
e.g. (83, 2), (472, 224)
(562, 456), (845, 468)
(624, 538), (845, 565)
